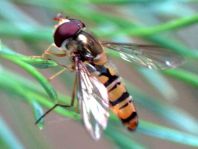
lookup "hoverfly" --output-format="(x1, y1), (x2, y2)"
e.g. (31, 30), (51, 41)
(35, 14), (182, 140)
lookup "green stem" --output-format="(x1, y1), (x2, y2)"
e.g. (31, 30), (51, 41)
(103, 15), (198, 37)
(0, 54), (57, 100)
(89, 0), (197, 4)
(163, 68), (198, 87)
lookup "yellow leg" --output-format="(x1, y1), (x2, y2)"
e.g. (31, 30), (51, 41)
(31, 49), (54, 60)
(30, 43), (75, 71)
(48, 63), (75, 81)
(31, 43), (67, 59)
(48, 68), (67, 81)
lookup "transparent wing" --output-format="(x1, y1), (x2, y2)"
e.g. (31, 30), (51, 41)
(102, 41), (183, 69)
(77, 61), (109, 140)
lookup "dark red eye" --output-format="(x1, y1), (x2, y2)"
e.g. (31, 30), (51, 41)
(54, 19), (85, 47)
(70, 19), (85, 28)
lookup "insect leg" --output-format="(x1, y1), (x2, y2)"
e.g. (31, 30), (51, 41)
(72, 72), (79, 113)
(31, 43), (67, 59)
(47, 61), (75, 81)
(35, 101), (75, 125)
(35, 72), (78, 125)
(48, 68), (67, 81)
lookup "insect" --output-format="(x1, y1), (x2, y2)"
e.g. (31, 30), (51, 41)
(35, 14), (183, 140)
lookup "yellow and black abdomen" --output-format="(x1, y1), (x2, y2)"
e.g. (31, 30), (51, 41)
(95, 65), (138, 130)
(80, 31), (138, 130)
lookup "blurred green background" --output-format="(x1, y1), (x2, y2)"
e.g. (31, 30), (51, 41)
(0, 0), (198, 149)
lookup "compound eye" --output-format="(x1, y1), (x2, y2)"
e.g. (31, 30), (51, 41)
(54, 22), (81, 47)
(69, 19), (86, 28)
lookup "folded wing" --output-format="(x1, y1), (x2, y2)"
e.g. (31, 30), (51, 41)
(77, 61), (109, 140)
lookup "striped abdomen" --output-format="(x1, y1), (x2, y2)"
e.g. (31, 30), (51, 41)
(95, 65), (138, 130)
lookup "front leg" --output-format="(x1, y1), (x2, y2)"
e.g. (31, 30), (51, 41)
(32, 43), (67, 60)
(31, 43), (74, 70)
